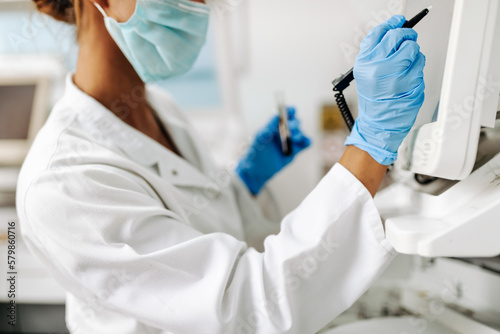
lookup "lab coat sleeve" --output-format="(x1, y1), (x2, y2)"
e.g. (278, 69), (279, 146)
(230, 175), (282, 251)
(21, 163), (396, 334)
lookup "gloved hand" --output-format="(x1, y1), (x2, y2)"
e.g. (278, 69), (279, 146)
(236, 107), (311, 195)
(345, 15), (426, 165)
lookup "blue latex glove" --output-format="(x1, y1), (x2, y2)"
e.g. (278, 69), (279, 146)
(236, 107), (311, 195)
(345, 15), (426, 165)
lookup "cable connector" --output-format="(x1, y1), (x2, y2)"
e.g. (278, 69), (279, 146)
(332, 68), (355, 92)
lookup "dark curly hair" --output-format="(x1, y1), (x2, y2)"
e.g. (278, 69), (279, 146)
(32, 0), (79, 24)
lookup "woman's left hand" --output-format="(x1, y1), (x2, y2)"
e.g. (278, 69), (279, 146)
(236, 107), (311, 195)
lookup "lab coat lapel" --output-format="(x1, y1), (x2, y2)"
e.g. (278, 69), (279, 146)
(81, 96), (216, 190)
(119, 125), (216, 190)
(156, 148), (214, 189)
(146, 86), (221, 188)
(153, 115), (219, 190)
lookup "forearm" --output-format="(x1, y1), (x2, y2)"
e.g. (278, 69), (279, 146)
(339, 145), (388, 197)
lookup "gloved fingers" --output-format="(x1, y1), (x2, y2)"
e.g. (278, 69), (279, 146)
(289, 120), (310, 144)
(290, 127), (302, 138)
(254, 107), (304, 145)
(372, 40), (420, 79)
(389, 39), (421, 70)
(358, 43), (423, 99)
(257, 106), (298, 136)
(389, 81), (425, 132)
(288, 116), (307, 138)
(255, 115), (280, 144)
(409, 51), (426, 75)
(291, 132), (312, 150)
(288, 116), (311, 151)
(396, 51), (426, 94)
(372, 28), (418, 60)
(288, 118), (301, 131)
(359, 15), (406, 56)
(268, 114), (281, 130)
(395, 39), (421, 61)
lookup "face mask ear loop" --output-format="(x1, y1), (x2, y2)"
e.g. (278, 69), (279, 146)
(93, 2), (109, 18)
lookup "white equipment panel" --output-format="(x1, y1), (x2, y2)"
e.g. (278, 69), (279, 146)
(408, 0), (500, 180)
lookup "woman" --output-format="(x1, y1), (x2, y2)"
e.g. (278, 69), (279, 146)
(17, 0), (425, 333)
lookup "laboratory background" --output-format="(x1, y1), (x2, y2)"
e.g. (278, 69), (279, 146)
(1, 0), (500, 333)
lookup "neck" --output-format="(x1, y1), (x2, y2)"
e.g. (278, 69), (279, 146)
(71, 2), (182, 155)
(73, 2), (147, 124)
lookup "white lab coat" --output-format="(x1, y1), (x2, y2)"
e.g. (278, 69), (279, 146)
(16, 75), (396, 334)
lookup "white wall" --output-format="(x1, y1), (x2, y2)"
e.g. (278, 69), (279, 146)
(236, 0), (407, 213)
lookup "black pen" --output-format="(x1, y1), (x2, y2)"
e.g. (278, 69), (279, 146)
(403, 6), (432, 28)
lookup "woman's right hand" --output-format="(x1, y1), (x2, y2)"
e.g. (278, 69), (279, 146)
(345, 15), (426, 166)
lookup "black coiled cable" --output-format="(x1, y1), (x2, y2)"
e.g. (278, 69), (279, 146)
(334, 91), (355, 132)
(332, 69), (355, 132)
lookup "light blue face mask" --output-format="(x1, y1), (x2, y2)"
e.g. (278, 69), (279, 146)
(94, 0), (210, 83)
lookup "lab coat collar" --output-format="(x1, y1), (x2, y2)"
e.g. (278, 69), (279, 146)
(63, 74), (220, 191)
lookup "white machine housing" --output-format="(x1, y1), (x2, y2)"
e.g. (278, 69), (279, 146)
(384, 0), (500, 257)
(408, 0), (500, 180)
